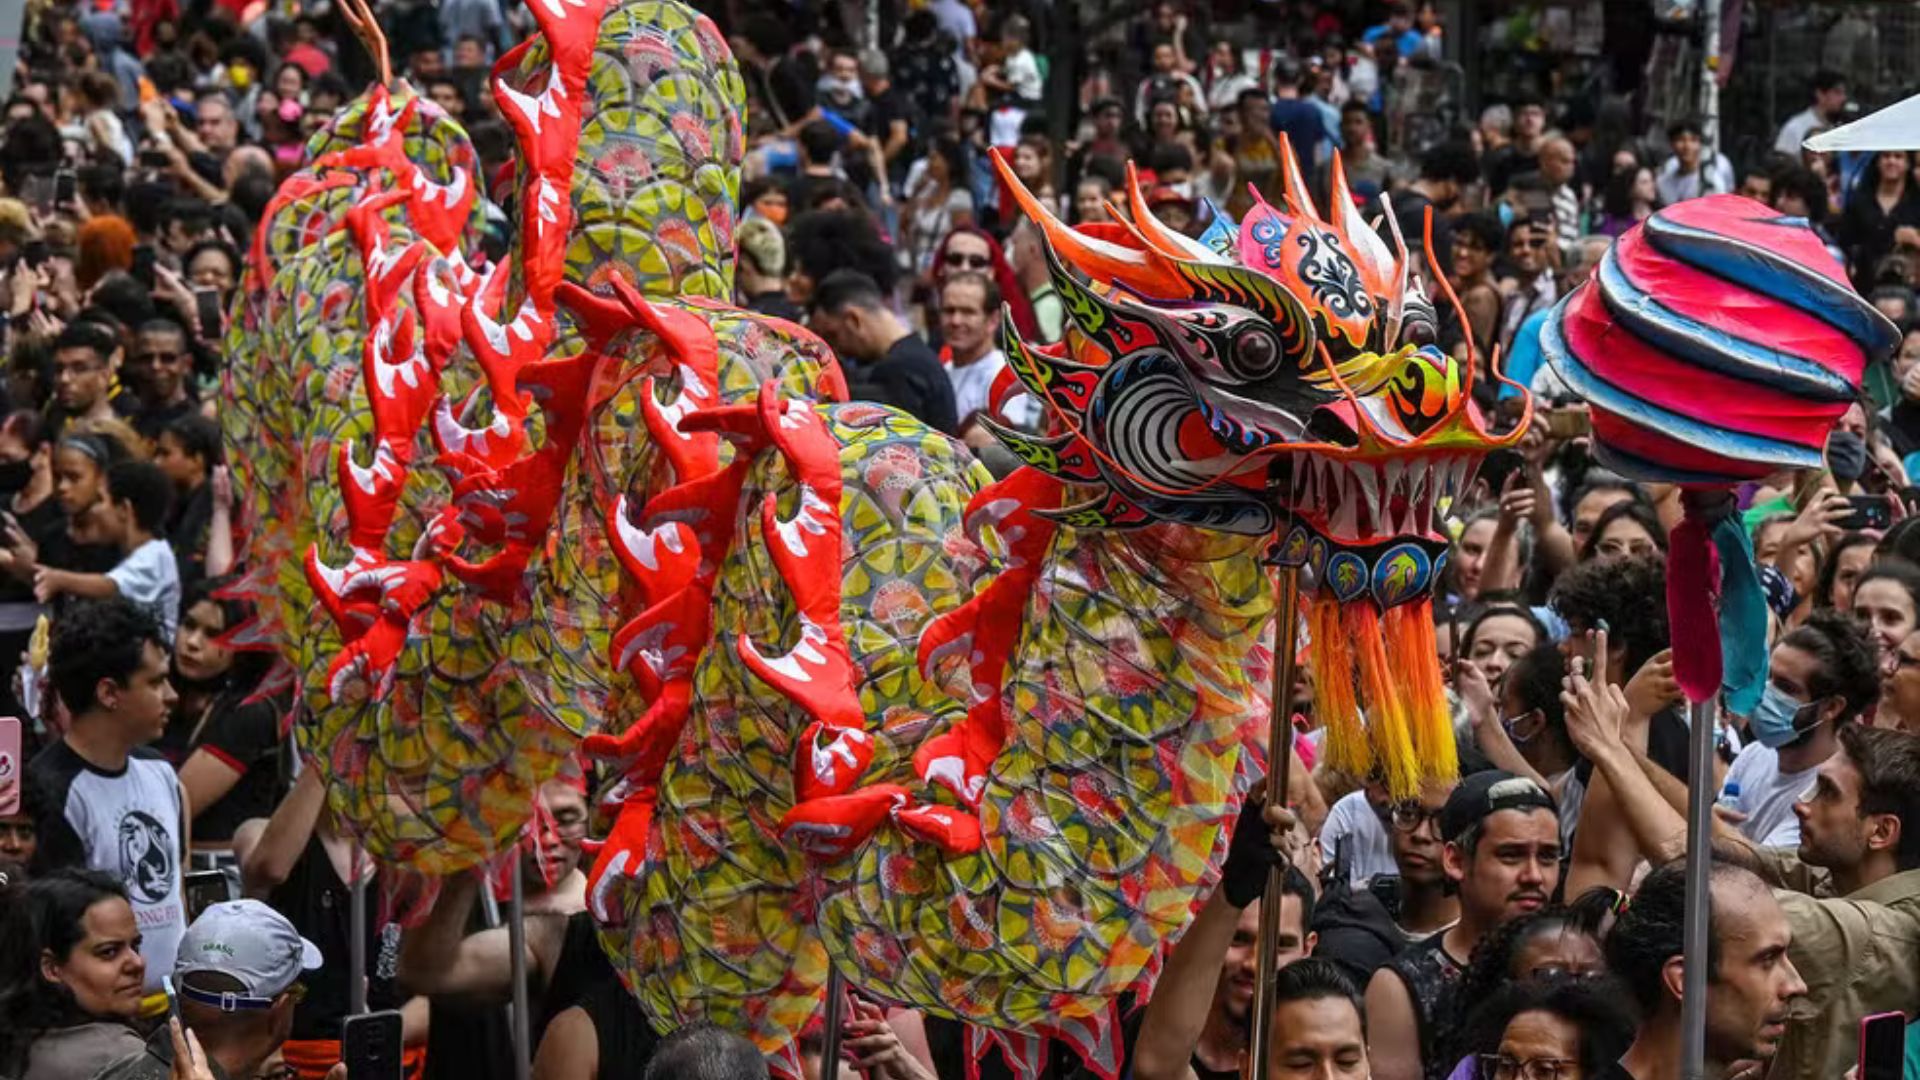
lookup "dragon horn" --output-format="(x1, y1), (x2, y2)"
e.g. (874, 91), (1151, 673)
(1276, 130), (1320, 221)
(989, 148), (1186, 299)
(1122, 161), (1217, 263)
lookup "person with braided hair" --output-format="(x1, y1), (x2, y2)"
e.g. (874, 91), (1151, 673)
(1718, 609), (1881, 848)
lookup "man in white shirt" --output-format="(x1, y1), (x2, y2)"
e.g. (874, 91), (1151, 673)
(1774, 70), (1847, 155)
(1656, 117), (1734, 205)
(940, 273), (1039, 440)
(28, 596), (185, 988)
(1720, 611), (1880, 847)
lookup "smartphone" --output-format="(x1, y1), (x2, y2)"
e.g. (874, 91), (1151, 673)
(131, 245), (157, 290)
(183, 868), (235, 920)
(0, 716), (19, 816)
(1545, 405), (1591, 440)
(341, 1010), (404, 1080)
(22, 240), (48, 270)
(52, 168), (75, 207)
(162, 975), (181, 1028)
(138, 147), (171, 169)
(193, 288), (225, 340)
(1837, 493), (1893, 532)
(1859, 1010), (1906, 1080)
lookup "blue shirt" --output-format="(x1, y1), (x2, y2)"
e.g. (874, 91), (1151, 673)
(1500, 308), (1553, 400)
(1270, 97), (1333, 163)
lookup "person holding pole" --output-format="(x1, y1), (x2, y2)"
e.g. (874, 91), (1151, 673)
(1559, 633), (1920, 1080)
(1364, 771), (1561, 1080)
(1130, 795), (1317, 1080)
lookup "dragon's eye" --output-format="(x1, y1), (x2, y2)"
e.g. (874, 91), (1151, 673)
(1400, 295), (1439, 348)
(1230, 325), (1282, 380)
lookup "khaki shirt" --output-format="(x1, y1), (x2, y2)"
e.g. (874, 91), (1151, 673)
(1750, 849), (1920, 1080)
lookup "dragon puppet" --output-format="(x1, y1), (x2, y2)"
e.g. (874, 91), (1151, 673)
(223, 0), (1521, 1073)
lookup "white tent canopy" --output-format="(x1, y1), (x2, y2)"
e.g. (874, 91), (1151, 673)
(1805, 93), (1920, 152)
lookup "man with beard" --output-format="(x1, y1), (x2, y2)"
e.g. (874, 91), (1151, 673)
(27, 597), (184, 988)
(1563, 654), (1920, 1080)
(1365, 771), (1560, 1080)
(1131, 796), (1318, 1080)
(1598, 858), (1805, 1080)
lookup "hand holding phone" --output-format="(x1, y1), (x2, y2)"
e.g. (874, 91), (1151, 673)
(1836, 494), (1893, 532)
(341, 1009), (404, 1080)
(1859, 1011), (1906, 1080)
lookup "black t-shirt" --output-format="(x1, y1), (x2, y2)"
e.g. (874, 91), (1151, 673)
(167, 482), (213, 593)
(176, 691), (287, 843)
(577, 976), (660, 1080)
(1484, 145), (1540, 196)
(848, 333), (958, 436)
(132, 397), (198, 445)
(275, 835), (405, 1041)
(1591, 1062), (1637, 1080)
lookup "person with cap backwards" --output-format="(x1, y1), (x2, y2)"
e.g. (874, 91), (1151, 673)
(1364, 770), (1561, 1080)
(95, 899), (322, 1080)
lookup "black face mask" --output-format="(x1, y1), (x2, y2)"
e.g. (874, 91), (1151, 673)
(0, 459), (32, 497)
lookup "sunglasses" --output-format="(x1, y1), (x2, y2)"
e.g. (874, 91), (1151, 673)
(943, 252), (992, 269)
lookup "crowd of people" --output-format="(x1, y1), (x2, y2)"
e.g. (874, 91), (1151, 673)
(0, 1), (1914, 1080)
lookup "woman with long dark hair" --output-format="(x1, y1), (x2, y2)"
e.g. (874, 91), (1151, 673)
(155, 576), (286, 863)
(1838, 150), (1920, 289)
(0, 868), (147, 1079)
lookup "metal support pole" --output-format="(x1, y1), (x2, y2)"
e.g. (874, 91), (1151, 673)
(349, 843), (367, 1016)
(509, 870), (531, 1080)
(1248, 565), (1303, 1080)
(820, 968), (848, 1080)
(1700, 0), (1723, 192)
(1679, 696), (1718, 1080)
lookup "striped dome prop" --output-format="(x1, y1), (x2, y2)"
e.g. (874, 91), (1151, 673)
(1542, 194), (1896, 485)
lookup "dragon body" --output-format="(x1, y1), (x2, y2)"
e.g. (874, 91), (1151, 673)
(226, 0), (1518, 1071)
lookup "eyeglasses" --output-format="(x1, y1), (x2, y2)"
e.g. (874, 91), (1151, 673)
(254, 1065), (299, 1080)
(0, 820), (34, 841)
(943, 252), (993, 269)
(1479, 1054), (1578, 1080)
(131, 352), (178, 366)
(1517, 237), (1549, 250)
(1378, 800), (1445, 833)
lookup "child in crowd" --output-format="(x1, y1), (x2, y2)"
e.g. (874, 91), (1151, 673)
(33, 459), (180, 639)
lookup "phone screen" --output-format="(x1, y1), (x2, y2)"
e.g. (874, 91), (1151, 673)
(194, 289), (224, 340)
(183, 869), (234, 921)
(342, 1009), (404, 1080)
(1860, 1011), (1906, 1080)
(0, 716), (20, 816)
(52, 170), (75, 207)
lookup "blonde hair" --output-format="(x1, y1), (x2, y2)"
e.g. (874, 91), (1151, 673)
(0, 198), (33, 247)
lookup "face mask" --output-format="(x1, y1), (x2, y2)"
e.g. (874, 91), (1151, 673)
(1826, 428), (1867, 482)
(820, 76), (862, 102)
(1168, 180), (1195, 200)
(1748, 683), (1818, 749)
(0, 459), (31, 496)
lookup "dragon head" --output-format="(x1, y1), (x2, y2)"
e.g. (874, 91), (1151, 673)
(991, 141), (1526, 793)
(991, 143), (1523, 606)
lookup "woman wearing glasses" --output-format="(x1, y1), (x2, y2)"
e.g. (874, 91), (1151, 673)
(1446, 974), (1633, 1080)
